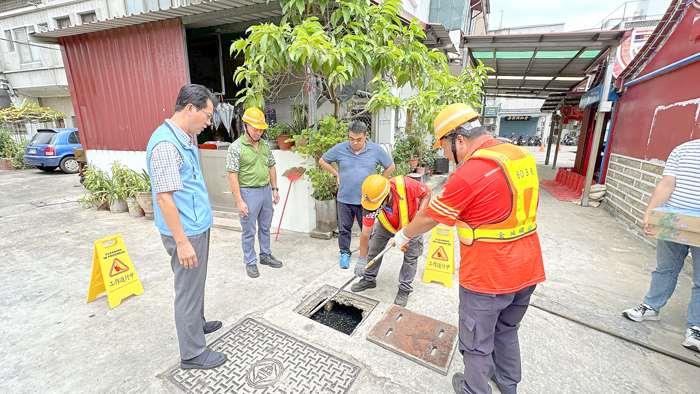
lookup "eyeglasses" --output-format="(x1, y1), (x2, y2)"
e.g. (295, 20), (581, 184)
(199, 109), (213, 121)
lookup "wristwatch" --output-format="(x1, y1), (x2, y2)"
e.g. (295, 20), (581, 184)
(272, 187), (279, 191)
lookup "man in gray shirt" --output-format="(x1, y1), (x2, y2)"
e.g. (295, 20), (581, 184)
(319, 121), (394, 269)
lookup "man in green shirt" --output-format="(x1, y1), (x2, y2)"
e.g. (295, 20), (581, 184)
(226, 107), (283, 278)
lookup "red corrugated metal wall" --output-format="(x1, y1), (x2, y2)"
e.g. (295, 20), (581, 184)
(610, 5), (700, 161)
(60, 19), (188, 151)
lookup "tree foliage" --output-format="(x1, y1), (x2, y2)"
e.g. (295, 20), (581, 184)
(231, 0), (489, 131)
(0, 100), (64, 124)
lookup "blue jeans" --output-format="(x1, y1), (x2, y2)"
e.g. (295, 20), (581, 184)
(337, 201), (362, 255)
(643, 239), (700, 327)
(239, 185), (273, 265)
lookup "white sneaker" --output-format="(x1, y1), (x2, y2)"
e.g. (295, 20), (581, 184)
(622, 304), (660, 322)
(682, 326), (700, 353)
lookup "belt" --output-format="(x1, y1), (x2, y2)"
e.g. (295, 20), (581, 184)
(240, 184), (270, 189)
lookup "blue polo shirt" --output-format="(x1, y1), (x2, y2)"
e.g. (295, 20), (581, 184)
(322, 141), (393, 205)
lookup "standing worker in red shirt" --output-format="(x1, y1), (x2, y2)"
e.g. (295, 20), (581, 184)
(351, 174), (431, 306)
(392, 104), (545, 394)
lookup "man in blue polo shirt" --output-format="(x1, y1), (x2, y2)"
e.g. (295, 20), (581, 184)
(146, 84), (226, 370)
(319, 121), (394, 268)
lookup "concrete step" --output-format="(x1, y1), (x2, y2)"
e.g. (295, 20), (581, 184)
(213, 215), (241, 232)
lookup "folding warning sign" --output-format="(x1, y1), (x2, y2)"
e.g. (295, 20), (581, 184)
(87, 234), (144, 308)
(422, 225), (456, 287)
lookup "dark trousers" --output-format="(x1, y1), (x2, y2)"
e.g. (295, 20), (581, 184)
(161, 230), (210, 360)
(337, 201), (362, 254)
(458, 285), (536, 394)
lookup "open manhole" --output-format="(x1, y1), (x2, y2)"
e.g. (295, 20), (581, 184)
(295, 284), (379, 335)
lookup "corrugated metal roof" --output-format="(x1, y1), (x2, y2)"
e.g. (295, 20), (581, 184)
(464, 30), (625, 98)
(33, 0), (276, 43)
(424, 23), (458, 53)
(540, 92), (583, 112)
(61, 19), (189, 150)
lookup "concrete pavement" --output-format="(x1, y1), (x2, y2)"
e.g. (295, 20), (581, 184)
(0, 167), (697, 393)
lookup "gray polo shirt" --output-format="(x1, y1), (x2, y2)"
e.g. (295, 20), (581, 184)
(322, 141), (393, 205)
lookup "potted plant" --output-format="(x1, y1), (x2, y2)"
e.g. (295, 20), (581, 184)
(265, 122), (288, 150)
(291, 115), (346, 161)
(0, 129), (16, 170)
(80, 165), (110, 210)
(123, 167), (145, 217)
(107, 162), (129, 213)
(307, 166), (338, 232)
(134, 170), (154, 219)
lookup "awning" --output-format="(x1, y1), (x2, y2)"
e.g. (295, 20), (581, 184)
(424, 23), (458, 53)
(540, 92), (583, 112)
(464, 30), (625, 99)
(32, 0), (279, 43)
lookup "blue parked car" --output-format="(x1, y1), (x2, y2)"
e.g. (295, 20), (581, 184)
(24, 128), (81, 174)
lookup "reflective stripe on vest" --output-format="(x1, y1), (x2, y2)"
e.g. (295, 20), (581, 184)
(377, 176), (410, 234)
(456, 144), (539, 245)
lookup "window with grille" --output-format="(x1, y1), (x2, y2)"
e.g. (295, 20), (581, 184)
(80, 11), (97, 24)
(4, 30), (14, 52)
(13, 26), (40, 64)
(55, 16), (72, 29)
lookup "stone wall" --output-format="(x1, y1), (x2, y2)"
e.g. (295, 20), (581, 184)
(604, 153), (664, 228)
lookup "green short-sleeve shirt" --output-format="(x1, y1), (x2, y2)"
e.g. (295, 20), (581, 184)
(225, 135), (276, 187)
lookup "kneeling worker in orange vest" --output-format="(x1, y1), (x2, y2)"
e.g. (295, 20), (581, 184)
(392, 103), (545, 394)
(351, 174), (431, 307)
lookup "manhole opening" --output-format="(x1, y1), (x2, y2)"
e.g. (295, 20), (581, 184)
(309, 301), (363, 335)
(295, 284), (379, 335)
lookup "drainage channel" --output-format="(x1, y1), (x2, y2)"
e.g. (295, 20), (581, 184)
(295, 284), (379, 335)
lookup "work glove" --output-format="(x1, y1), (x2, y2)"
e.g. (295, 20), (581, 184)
(353, 256), (368, 277)
(392, 229), (411, 252)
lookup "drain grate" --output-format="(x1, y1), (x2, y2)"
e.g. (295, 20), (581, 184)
(166, 318), (360, 393)
(295, 284), (379, 335)
(367, 305), (458, 375)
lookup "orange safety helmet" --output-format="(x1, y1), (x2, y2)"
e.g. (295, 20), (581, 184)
(242, 107), (268, 130)
(432, 103), (480, 148)
(361, 174), (391, 211)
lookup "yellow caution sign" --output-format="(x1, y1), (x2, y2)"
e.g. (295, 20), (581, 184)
(87, 234), (144, 308)
(422, 224), (456, 287)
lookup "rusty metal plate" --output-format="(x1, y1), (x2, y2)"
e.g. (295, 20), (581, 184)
(166, 318), (360, 393)
(367, 305), (458, 375)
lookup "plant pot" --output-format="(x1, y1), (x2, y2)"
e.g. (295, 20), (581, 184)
(109, 199), (128, 213)
(314, 198), (338, 233)
(135, 192), (154, 219)
(95, 199), (109, 211)
(126, 197), (144, 217)
(0, 158), (13, 170)
(277, 134), (294, 151)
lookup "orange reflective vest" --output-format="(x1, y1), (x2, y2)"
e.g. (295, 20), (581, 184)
(377, 176), (410, 234)
(456, 143), (539, 245)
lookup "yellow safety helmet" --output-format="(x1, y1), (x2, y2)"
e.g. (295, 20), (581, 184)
(361, 174), (391, 211)
(242, 107), (268, 130)
(432, 103), (480, 148)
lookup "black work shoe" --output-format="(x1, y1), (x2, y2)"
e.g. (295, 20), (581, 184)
(452, 372), (464, 394)
(181, 349), (227, 370)
(394, 289), (410, 307)
(246, 264), (260, 278)
(260, 254), (283, 268)
(203, 320), (222, 335)
(350, 278), (376, 293)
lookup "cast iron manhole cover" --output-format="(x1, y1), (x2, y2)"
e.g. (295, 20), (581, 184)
(367, 305), (458, 375)
(166, 318), (360, 393)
